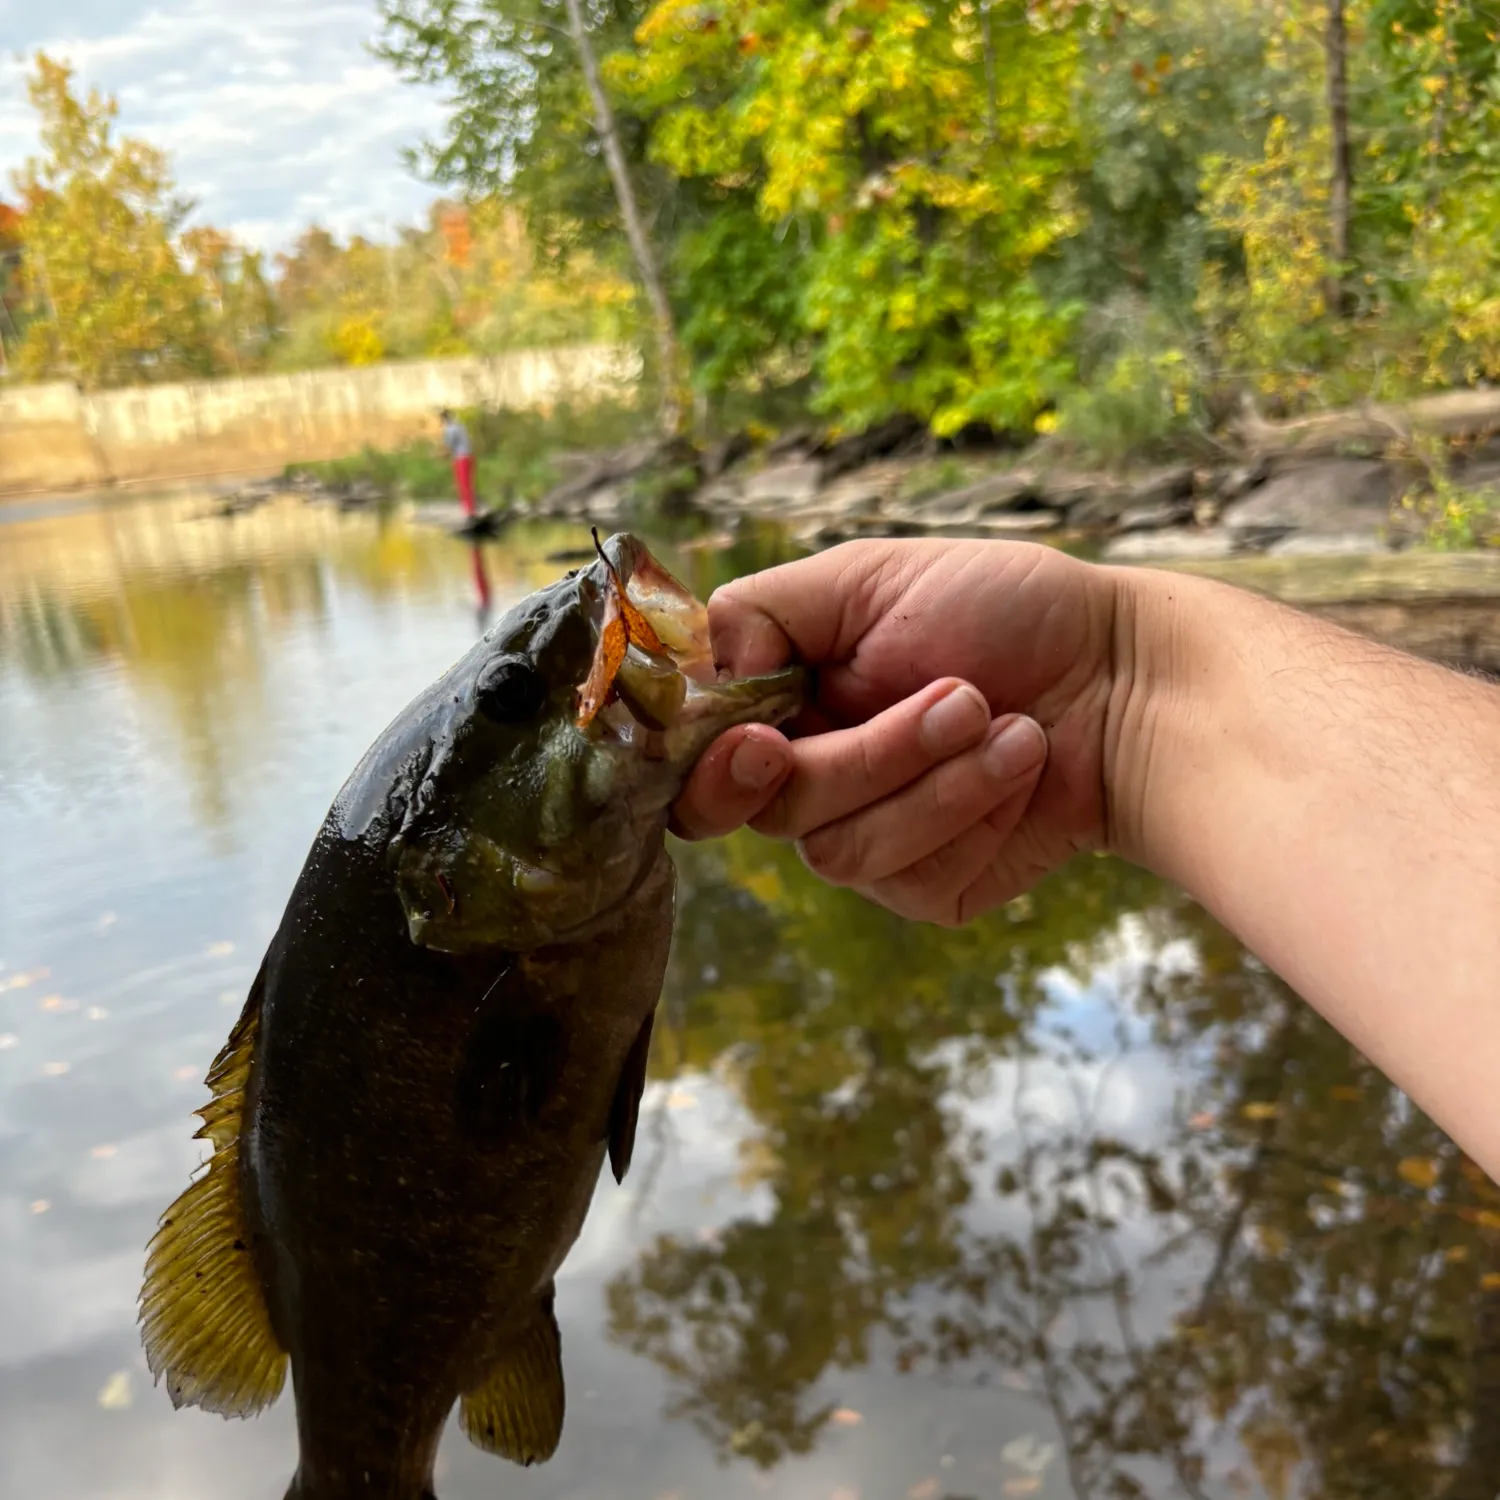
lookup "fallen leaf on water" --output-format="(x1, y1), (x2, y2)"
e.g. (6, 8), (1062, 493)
(830, 1408), (863, 1426)
(90, 1144), (117, 1160)
(0, 1034), (18, 1051)
(1481, 1272), (1500, 1291)
(1188, 1111), (1216, 1130)
(41, 1061), (70, 1077)
(665, 1089), (698, 1111)
(30, 1200), (50, 1215)
(1240, 1101), (1281, 1122)
(1328, 1084), (1362, 1101)
(173, 1065), (198, 1081)
(1004, 1479), (1042, 1497)
(1003, 1435), (1057, 1474)
(908, 1480), (939, 1500)
(40, 995), (78, 1014)
(1476, 1210), (1500, 1231)
(86, 1007), (108, 1021)
(97, 1371), (132, 1410)
(0, 967), (50, 993)
(1397, 1156), (1440, 1190)
(1001, 1370), (1030, 1391)
(206, 941), (235, 957)
(1447, 1245), (1469, 1262)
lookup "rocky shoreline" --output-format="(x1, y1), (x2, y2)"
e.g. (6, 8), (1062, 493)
(518, 416), (1500, 559)
(211, 408), (1500, 559)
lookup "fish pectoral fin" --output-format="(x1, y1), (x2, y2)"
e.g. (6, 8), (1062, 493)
(608, 1007), (656, 1185)
(459, 1291), (565, 1466)
(138, 967), (288, 1417)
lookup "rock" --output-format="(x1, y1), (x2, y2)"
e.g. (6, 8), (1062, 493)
(1265, 531), (1393, 557)
(1116, 501), (1193, 533)
(1102, 529), (1236, 561)
(913, 471), (1039, 520)
(816, 414), (926, 478)
(1193, 497), (1221, 528)
(763, 426), (815, 461)
(1217, 458), (1269, 501)
(702, 431), (753, 480)
(1221, 458), (1397, 537)
(969, 510), (1062, 536)
(536, 437), (665, 512)
(1125, 464), (1195, 508)
(1063, 485), (1133, 527)
(743, 460), (824, 507)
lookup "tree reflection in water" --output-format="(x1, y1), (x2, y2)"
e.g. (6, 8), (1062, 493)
(609, 835), (1500, 1497)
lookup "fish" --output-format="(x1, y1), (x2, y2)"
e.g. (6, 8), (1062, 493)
(138, 532), (802, 1500)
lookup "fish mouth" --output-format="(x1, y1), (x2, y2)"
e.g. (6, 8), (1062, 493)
(582, 533), (803, 755)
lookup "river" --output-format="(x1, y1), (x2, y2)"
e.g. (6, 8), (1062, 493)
(2, 487), (1496, 1499)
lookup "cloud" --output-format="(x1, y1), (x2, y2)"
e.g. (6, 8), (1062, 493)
(0, 0), (453, 251)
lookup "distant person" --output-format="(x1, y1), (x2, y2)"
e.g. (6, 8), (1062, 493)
(439, 408), (475, 517)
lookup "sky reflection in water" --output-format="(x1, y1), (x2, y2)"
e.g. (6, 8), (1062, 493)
(1, 490), (1496, 1500)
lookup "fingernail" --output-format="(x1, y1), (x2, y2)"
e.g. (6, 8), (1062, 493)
(983, 716), (1047, 780)
(920, 684), (989, 755)
(729, 736), (789, 792)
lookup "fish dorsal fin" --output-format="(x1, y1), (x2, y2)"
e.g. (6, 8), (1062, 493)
(459, 1290), (565, 1465)
(608, 1007), (656, 1185)
(138, 971), (287, 1417)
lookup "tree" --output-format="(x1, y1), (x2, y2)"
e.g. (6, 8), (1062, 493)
(377, 0), (688, 433)
(10, 53), (213, 387)
(612, 0), (1085, 436)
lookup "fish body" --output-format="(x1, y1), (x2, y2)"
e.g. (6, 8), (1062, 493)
(140, 535), (800, 1499)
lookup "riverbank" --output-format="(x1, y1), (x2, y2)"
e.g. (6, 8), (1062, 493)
(282, 401), (1500, 562)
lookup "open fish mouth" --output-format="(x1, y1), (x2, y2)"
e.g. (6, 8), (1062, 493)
(577, 532), (802, 750)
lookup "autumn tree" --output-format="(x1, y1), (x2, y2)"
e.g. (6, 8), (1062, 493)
(377, 0), (689, 433)
(10, 53), (213, 387)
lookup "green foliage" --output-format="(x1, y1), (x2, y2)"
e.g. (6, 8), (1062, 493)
(1394, 434), (1500, 552)
(1053, 298), (1206, 465)
(613, 0), (1085, 436)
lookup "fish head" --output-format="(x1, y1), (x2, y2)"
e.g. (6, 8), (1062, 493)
(390, 532), (802, 954)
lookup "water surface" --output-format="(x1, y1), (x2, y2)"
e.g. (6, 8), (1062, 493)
(2, 490), (1497, 1500)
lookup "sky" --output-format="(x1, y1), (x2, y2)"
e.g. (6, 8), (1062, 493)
(0, 0), (452, 252)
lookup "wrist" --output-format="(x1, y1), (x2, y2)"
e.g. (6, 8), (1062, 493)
(1098, 562), (1262, 888)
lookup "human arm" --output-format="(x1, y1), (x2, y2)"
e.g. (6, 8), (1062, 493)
(1109, 564), (1500, 1173)
(672, 541), (1500, 1178)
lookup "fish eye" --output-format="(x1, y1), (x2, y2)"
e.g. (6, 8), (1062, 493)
(475, 655), (547, 724)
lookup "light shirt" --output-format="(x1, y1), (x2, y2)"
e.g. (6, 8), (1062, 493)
(441, 417), (471, 460)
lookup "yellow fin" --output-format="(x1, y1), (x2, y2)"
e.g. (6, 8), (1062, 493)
(138, 977), (287, 1417)
(459, 1293), (565, 1466)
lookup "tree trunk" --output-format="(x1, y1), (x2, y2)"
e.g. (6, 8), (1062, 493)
(1324, 0), (1353, 317)
(561, 0), (687, 436)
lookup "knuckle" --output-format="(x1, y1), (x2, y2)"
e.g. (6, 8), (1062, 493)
(798, 823), (863, 885)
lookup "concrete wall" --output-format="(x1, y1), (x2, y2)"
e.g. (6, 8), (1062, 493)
(0, 344), (641, 496)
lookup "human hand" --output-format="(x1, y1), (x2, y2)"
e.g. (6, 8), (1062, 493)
(672, 539), (1124, 925)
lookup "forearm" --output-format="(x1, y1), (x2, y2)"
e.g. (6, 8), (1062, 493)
(1108, 564), (1500, 1174)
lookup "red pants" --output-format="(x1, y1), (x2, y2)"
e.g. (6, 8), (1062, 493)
(452, 455), (476, 515)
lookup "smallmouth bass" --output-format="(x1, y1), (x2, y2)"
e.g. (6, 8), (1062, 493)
(139, 534), (801, 1499)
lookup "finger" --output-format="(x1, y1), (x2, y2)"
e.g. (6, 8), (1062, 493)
(855, 770), (1047, 927)
(798, 715), (1048, 888)
(748, 678), (990, 841)
(707, 541), (914, 677)
(670, 724), (793, 842)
